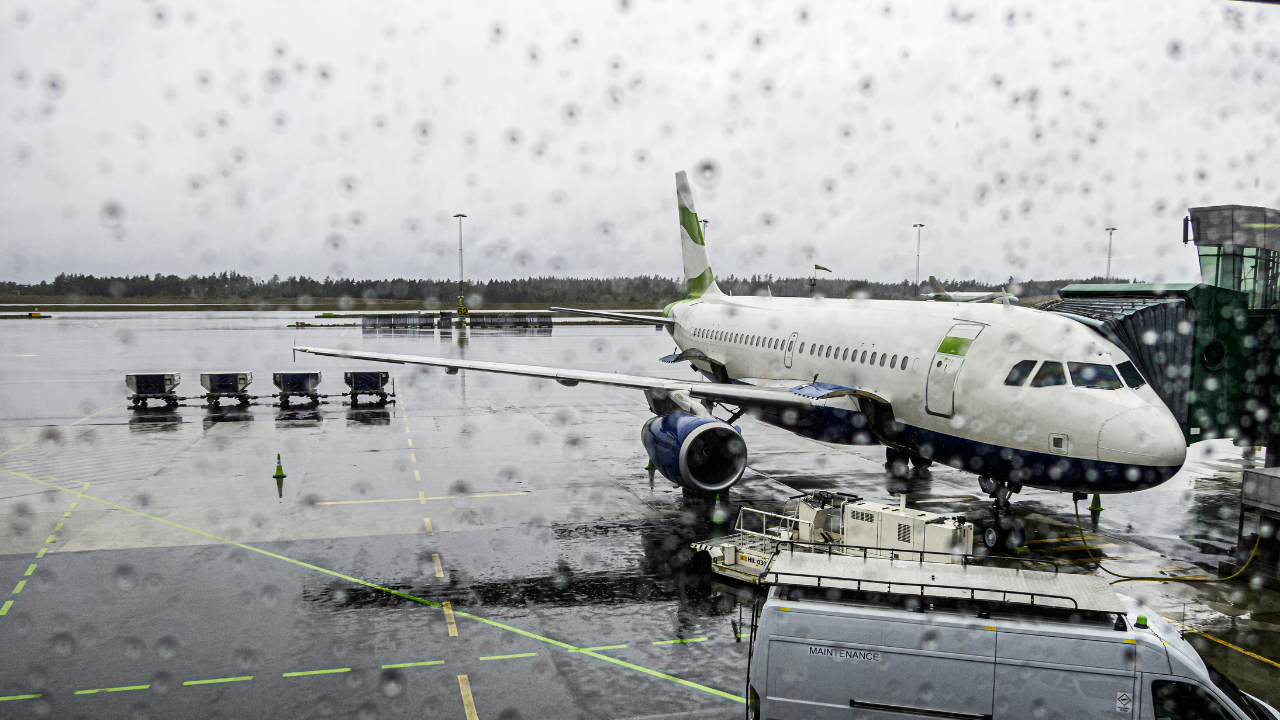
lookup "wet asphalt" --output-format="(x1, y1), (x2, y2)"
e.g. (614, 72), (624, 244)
(0, 312), (1277, 717)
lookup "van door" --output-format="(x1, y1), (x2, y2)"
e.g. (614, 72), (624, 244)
(783, 332), (798, 369)
(994, 633), (1136, 719)
(764, 622), (996, 719)
(926, 323), (985, 418)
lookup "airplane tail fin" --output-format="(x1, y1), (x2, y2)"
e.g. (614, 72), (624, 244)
(675, 171), (721, 299)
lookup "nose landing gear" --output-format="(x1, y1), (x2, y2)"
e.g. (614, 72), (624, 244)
(977, 476), (1026, 554)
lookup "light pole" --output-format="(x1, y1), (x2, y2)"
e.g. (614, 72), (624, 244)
(1105, 227), (1117, 280)
(453, 213), (467, 286)
(913, 224), (925, 297)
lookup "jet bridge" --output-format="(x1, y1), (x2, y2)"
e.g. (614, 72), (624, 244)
(1034, 204), (1280, 446)
(1036, 283), (1248, 443)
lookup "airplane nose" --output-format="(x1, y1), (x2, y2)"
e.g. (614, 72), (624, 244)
(1097, 406), (1187, 468)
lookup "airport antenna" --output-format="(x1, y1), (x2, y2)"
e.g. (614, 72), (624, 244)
(453, 214), (468, 287)
(913, 224), (925, 296)
(1105, 227), (1117, 280)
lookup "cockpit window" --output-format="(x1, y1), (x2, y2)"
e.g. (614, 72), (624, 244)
(1030, 361), (1067, 387)
(1068, 362), (1123, 389)
(1004, 360), (1037, 386)
(1117, 361), (1146, 389)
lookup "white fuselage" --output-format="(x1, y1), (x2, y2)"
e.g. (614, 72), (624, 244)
(666, 294), (1186, 493)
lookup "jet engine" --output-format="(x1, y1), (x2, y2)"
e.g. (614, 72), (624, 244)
(641, 413), (747, 493)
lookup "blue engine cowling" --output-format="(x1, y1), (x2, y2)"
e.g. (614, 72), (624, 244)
(641, 413), (747, 493)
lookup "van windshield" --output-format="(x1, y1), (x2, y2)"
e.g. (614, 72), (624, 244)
(1206, 663), (1267, 720)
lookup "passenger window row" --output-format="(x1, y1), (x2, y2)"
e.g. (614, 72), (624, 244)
(692, 327), (789, 350)
(799, 341), (909, 372)
(1004, 359), (1146, 390)
(691, 327), (909, 372)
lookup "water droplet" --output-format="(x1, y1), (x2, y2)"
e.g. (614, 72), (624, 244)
(324, 233), (346, 257)
(156, 636), (178, 660)
(114, 564), (137, 590)
(758, 212), (778, 230)
(316, 64), (334, 85)
(271, 111), (289, 132)
(694, 159), (719, 188)
(413, 120), (431, 144)
(263, 68), (286, 93)
(43, 73), (64, 100)
(339, 175), (358, 197)
(346, 211), (365, 230)
(379, 669), (405, 697)
(561, 103), (581, 125)
(51, 632), (76, 657)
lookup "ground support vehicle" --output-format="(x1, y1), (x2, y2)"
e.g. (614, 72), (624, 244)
(691, 491), (974, 584)
(344, 371), (395, 404)
(745, 550), (1279, 720)
(125, 373), (181, 408)
(273, 372), (322, 406)
(199, 372), (257, 406)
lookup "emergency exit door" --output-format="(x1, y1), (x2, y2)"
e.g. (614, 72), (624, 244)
(926, 323), (984, 417)
(783, 332), (798, 369)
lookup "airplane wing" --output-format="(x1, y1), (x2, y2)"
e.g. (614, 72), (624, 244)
(294, 346), (889, 410)
(550, 307), (675, 327)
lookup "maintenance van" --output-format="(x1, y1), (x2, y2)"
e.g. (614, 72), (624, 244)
(692, 491), (974, 584)
(746, 549), (1277, 720)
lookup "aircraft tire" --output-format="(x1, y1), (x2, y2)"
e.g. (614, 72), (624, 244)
(982, 525), (1002, 551)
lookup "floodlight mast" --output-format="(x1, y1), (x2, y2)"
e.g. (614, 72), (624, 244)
(913, 224), (925, 297)
(453, 214), (468, 288)
(1105, 227), (1117, 280)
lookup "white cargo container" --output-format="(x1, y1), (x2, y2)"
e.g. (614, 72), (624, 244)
(746, 552), (1278, 720)
(692, 491), (974, 584)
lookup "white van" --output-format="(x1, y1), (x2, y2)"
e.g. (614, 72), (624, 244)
(747, 552), (1278, 720)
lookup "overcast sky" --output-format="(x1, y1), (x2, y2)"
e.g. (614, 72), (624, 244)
(1, 0), (1278, 285)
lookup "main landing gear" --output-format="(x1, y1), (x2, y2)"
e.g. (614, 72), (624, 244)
(885, 448), (932, 479)
(977, 476), (1026, 554)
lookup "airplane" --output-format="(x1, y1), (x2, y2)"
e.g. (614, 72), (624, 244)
(921, 276), (1019, 304)
(296, 171), (1186, 548)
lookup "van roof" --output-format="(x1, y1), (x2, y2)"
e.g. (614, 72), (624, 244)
(764, 552), (1126, 614)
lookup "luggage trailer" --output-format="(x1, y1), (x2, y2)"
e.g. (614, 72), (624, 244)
(744, 550), (1278, 720)
(199, 372), (262, 406)
(125, 373), (182, 408)
(344, 371), (396, 404)
(691, 491), (975, 584)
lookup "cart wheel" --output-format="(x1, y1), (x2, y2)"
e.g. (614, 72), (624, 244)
(377, 393), (387, 404)
(132, 398), (141, 408)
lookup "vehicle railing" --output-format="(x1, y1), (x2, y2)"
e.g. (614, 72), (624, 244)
(734, 507), (813, 541)
(757, 568), (1080, 611)
(761, 539), (1060, 575)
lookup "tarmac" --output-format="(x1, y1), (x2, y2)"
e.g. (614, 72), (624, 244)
(0, 311), (1277, 718)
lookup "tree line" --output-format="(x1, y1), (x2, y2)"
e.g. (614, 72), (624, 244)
(1, 272), (1129, 304)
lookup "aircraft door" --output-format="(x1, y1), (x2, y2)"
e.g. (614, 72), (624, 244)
(783, 332), (798, 369)
(926, 323), (985, 418)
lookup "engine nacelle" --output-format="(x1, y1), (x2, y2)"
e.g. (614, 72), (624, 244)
(641, 413), (747, 493)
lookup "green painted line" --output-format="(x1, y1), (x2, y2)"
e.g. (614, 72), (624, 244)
(0, 600), (12, 615)
(24, 564), (36, 576)
(0, 694), (41, 702)
(381, 660), (444, 669)
(75, 685), (150, 695)
(35, 548), (46, 558)
(44, 535), (55, 544)
(283, 668), (350, 677)
(570, 644), (627, 652)
(183, 676), (253, 686)
(652, 637), (709, 645)
(12, 581), (25, 594)
(479, 652), (538, 661)
(53, 523), (62, 531)
(0, 468), (747, 706)
(736, 633), (754, 638)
